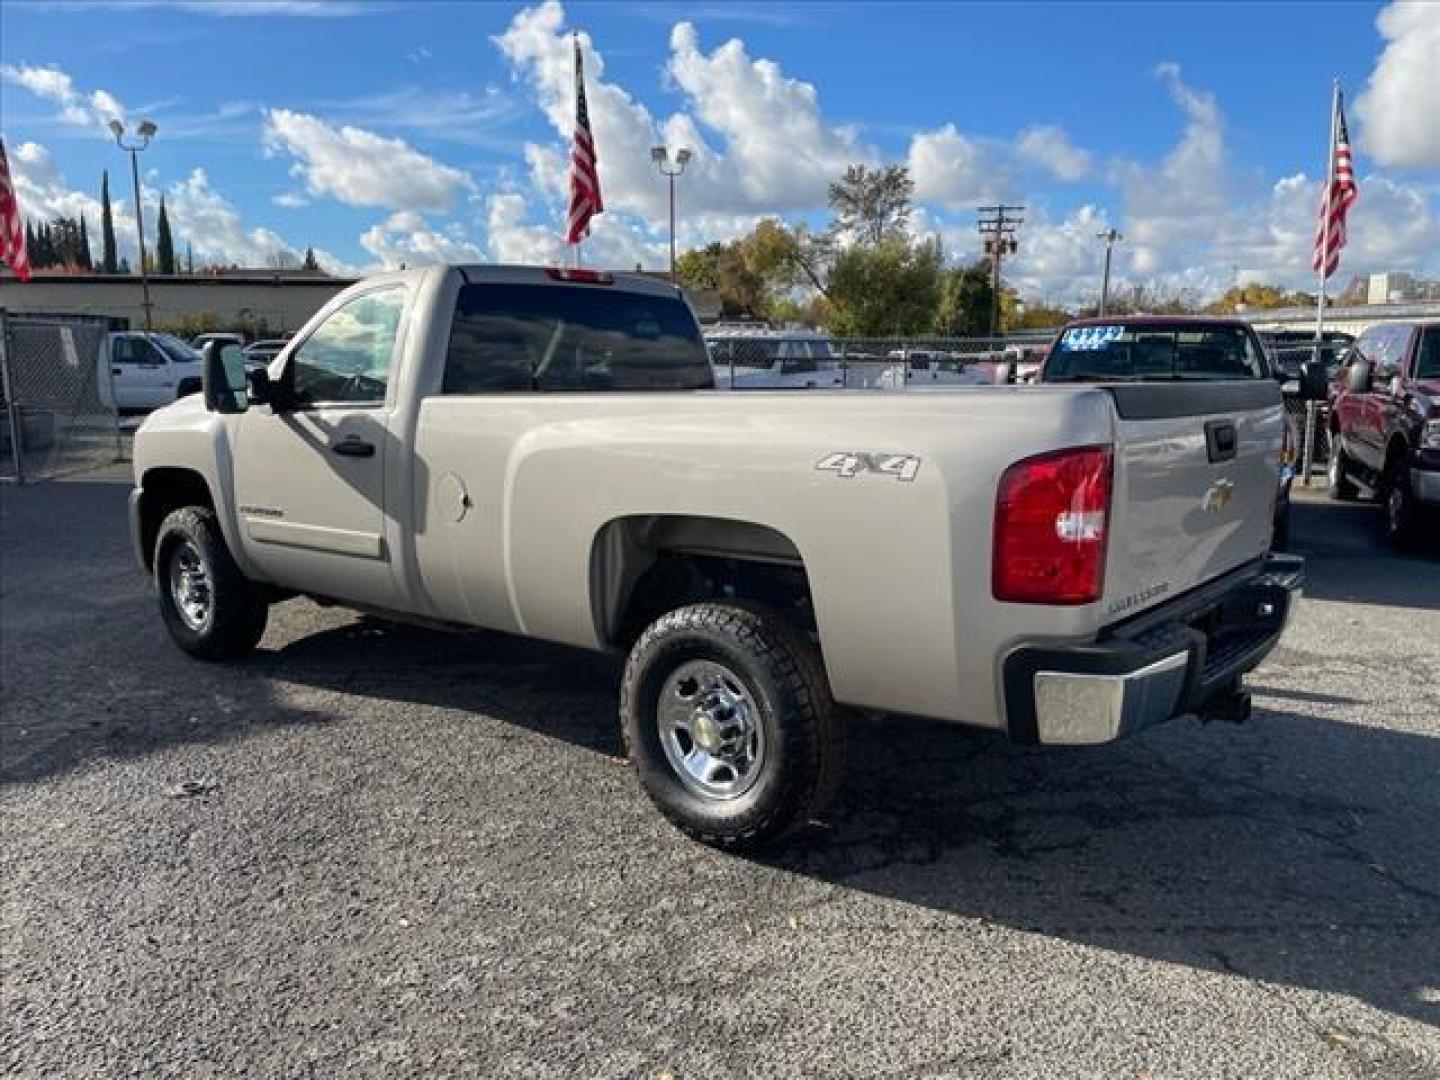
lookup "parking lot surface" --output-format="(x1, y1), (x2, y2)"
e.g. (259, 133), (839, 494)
(3, 469), (1438, 1079)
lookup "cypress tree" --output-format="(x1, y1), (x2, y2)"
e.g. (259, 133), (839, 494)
(155, 195), (176, 275)
(79, 213), (93, 270)
(100, 171), (119, 274)
(186, 240), (194, 275)
(25, 221), (36, 264)
(302, 246), (319, 272)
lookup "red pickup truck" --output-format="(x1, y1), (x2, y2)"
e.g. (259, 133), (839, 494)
(1328, 320), (1440, 544)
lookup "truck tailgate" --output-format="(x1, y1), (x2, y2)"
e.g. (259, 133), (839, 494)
(1102, 382), (1284, 625)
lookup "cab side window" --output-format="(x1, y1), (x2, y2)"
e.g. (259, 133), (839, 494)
(114, 337), (164, 365)
(289, 287), (405, 407)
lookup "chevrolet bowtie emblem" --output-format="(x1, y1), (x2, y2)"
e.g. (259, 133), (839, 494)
(1202, 478), (1235, 512)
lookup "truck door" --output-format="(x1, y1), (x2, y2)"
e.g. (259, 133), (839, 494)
(232, 284), (408, 610)
(110, 335), (173, 410)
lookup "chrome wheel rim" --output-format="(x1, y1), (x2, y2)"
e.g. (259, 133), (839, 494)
(168, 540), (212, 631)
(657, 660), (765, 800)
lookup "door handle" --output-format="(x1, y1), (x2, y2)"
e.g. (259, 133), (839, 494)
(330, 436), (375, 458)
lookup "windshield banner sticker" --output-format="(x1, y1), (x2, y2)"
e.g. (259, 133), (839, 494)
(1061, 326), (1124, 350)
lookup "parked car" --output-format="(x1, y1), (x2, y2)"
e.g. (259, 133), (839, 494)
(1327, 320), (1440, 544)
(242, 339), (290, 368)
(129, 265), (1302, 850)
(1258, 329), (1354, 383)
(1036, 316), (1328, 552)
(98, 331), (205, 412)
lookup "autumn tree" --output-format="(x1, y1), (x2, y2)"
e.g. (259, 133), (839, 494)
(827, 164), (914, 246)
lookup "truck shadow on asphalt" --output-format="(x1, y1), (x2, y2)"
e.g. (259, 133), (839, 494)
(246, 612), (1440, 1032)
(1285, 494), (1440, 609)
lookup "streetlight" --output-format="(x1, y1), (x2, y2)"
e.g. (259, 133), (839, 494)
(1096, 227), (1123, 318)
(651, 145), (692, 283)
(110, 118), (158, 331)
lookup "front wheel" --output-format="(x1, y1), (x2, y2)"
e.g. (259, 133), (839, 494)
(620, 603), (842, 852)
(1382, 459), (1421, 548)
(154, 506), (269, 660)
(1328, 444), (1358, 501)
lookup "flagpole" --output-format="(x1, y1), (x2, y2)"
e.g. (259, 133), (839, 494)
(1304, 78), (1341, 487)
(1314, 78), (1340, 346)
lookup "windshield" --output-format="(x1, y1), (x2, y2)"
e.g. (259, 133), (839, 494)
(1044, 324), (1265, 382)
(1418, 327), (1440, 379)
(151, 334), (201, 363)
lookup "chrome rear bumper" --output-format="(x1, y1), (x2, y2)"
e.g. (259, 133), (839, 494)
(1003, 554), (1304, 746)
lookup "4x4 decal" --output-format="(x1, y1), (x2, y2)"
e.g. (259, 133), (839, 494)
(815, 452), (921, 482)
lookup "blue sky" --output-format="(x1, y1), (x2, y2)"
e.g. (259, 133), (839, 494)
(2, 0), (1437, 303)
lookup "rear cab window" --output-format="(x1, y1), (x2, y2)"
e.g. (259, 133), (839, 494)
(443, 283), (712, 393)
(1043, 323), (1267, 382)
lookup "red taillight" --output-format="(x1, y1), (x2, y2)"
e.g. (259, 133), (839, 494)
(993, 445), (1113, 605)
(546, 267), (614, 284)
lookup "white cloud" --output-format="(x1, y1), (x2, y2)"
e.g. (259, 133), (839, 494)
(7, 138), (354, 272)
(1355, 1), (1440, 169)
(0, 63), (126, 130)
(360, 210), (483, 269)
(1015, 125), (1092, 182)
(491, 1), (870, 263)
(907, 124), (1013, 210)
(262, 108), (474, 213)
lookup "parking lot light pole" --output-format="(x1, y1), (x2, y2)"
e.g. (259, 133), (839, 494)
(651, 146), (692, 283)
(109, 119), (158, 332)
(1097, 228), (1122, 317)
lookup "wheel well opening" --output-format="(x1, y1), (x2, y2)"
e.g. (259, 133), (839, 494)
(592, 515), (815, 649)
(138, 468), (215, 573)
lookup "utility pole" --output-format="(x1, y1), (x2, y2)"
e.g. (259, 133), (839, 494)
(109, 119), (158, 331)
(978, 204), (1024, 335)
(651, 146), (692, 283)
(1097, 228), (1123, 317)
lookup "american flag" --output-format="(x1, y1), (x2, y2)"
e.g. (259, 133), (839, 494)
(565, 34), (603, 246)
(0, 138), (32, 284)
(1312, 90), (1357, 281)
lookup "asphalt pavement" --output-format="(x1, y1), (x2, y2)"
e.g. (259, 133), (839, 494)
(3, 469), (1438, 1079)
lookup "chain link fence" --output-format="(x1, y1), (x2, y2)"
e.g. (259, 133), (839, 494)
(705, 328), (1331, 477)
(1, 311), (124, 483)
(705, 332), (1053, 390)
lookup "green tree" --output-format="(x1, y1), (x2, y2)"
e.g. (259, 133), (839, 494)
(828, 164), (914, 246)
(155, 195), (176, 275)
(77, 212), (93, 270)
(827, 237), (943, 335)
(24, 221), (37, 266)
(934, 261), (995, 337)
(118, 255), (132, 275)
(302, 246), (320, 272)
(186, 240), (194, 275)
(100, 171), (119, 274)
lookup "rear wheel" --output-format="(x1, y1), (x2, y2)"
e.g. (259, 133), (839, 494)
(620, 603), (841, 851)
(1328, 444), (1358, 501)
(154, 506), (269, 659)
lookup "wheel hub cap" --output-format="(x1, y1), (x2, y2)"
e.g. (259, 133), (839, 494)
(168, 541), (212, 631)
(657, 660), (765, 801)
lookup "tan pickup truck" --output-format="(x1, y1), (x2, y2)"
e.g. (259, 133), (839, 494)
(130, 265), (1303, 849)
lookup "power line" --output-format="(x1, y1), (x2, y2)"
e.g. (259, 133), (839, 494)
(978, 204), (1024, 335)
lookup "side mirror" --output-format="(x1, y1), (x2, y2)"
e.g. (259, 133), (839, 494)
(202, 341), (249, 414)
(1346, 358), (1373, 395)
(247, 366), (275, 407)
(1298, 359), (1329, 401)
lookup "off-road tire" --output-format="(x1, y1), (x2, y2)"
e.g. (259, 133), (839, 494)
(1328, 444), (1359, 501)
(620, 602), (842, 852)
(154, 506), (269, 660)
(1382, 458), (1421, 548)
